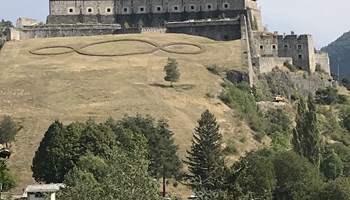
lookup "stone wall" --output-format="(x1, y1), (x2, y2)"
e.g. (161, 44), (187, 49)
(16, 18), (41, 28)
(253, 32), (278, 57)
(47, 15), (116, 24)
(9, 24), (121, 40)
(50, 0), (115, 16)
(165, 18), (241, 41)
(47, 0), (260, 26)
(252, 57), (293, 74)
(315, 51), (331, 74)
(49, 0), (247, 16)
(278, 34), (315, 72)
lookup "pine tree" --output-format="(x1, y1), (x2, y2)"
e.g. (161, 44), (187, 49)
(184, 110), (225, 191)
(292, 94), (321, 167)
(164, 58), (180, 87)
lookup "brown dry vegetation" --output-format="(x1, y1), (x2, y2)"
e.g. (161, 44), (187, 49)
(0, 33), (262, 196)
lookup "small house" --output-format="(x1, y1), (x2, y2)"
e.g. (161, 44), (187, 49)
(22, 183), (64, 200)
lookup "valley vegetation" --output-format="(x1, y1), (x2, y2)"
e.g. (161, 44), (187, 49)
(26, 77), (350, 199)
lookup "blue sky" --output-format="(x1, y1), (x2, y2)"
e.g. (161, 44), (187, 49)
(0, 0), (348, 48)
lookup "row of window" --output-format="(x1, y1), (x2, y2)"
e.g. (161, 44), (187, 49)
(67, 3), (231, 14)
(68, 7), (113, 14)
(258, 44), (304, 50)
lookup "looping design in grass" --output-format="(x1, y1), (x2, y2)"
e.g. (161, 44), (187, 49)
(29, 46), (76, 56)
(29, 38), (206, 57)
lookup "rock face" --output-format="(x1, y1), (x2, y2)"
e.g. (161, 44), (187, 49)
(256, 69), (336, 100)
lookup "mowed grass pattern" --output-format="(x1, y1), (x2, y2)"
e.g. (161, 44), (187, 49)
(0, 33), (261, 196)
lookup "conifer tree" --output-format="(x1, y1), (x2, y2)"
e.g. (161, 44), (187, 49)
(164, 58), (180, 87)
(292, 94), (321, 167)
(184, 110), (225, 191)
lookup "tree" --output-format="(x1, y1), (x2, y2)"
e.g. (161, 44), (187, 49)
(236, 153), (276, 199)
(107, 116), (182, 197)
(273, 151), (322, 200)
(0, 160), (16, 191)
(32, 121), (84, 183)
(184, 110), (225, 193)
(0, 115), (22, 148)
(153, 120), (182, 197)
(59, 147), (160, 200)
(321, 149), (344, 180)
(319, 177), (350, 200)
(32, 121), (67, 183)
(164, 58), (180, 87)
(292, 94), (321, 167)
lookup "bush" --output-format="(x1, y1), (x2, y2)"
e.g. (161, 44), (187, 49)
(206, 64), (221, 75)
(223, 140), (238, 155)
(315, 86), (347, 105)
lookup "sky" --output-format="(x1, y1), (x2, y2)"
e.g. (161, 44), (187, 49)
(0, 0), (348, 48)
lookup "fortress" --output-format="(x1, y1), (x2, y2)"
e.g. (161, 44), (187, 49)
(4, 0), (330, 75)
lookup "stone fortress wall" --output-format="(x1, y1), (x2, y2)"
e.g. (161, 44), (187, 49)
(47, 0), (263, 30)
(251, 30), (330, 74)
(5, 0), (330, 76)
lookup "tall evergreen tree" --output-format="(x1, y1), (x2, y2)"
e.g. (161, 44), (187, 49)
(292, 94), (321, 167)
(32, 121), (67, 183)
(32, 121), (84, 183)
(184, 110), (225, 192)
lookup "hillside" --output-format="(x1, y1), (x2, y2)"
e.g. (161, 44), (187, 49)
(0, 33), (263, 194)
(322, 31), (350, 78)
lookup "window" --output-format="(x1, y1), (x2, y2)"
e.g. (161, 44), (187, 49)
(35, 192), (43, 198)
(190, 5), (196, 11)
(68, 7), (74, 14)
(139, 6), (145, 13)
(223, 3), (229, 9)
(87, 7), (93, 13)
(206, 4), (212, 10)
(260, 45), (264, 50)
(123, 7), (129, 13)
(173, 6), (179, 12)
(298, 44), (302, 49)
(284, 44), (288, 49)
(272, 45), (276, 50)
(298, 54), (302, 59)
(106, 7), (112, 13)
(156, 6), (162, 12)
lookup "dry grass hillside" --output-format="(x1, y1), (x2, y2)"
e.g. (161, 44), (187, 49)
(0, 33), (262, 195)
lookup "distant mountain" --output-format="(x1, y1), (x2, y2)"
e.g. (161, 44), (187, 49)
(322, 31), (350, 78)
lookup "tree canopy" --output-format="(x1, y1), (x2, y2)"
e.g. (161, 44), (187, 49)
(184, 110), (225, 196)
(164, 58), (180, 87)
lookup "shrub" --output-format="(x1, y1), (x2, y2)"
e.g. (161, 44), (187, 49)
(315, 86), (347, 105)
(223, 140), (238, 155)
(206, 64), (221, 75)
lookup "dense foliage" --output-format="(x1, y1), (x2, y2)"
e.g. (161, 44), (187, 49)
(292, 94), (321, 167)
(32, 116), (181, 198)
(315, 86), (347, 105)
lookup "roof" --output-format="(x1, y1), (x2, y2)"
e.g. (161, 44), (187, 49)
(22, 184), (65, 197)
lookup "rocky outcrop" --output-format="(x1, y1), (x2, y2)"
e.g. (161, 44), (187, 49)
(255, 69), (336, 100)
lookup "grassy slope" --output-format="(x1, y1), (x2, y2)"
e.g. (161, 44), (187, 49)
(0, 33), (262, 196)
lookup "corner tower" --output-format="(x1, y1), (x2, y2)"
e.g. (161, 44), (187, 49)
(244, 0), (263, 32)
